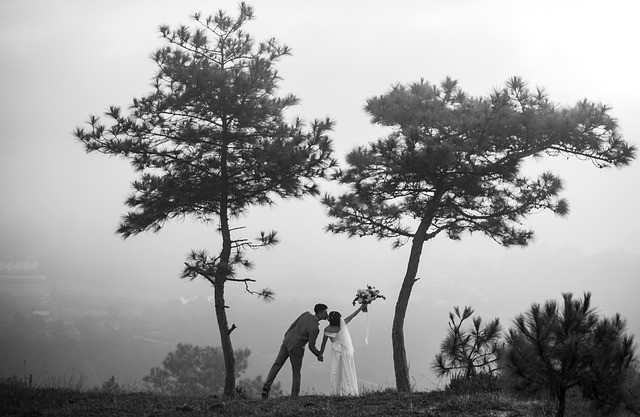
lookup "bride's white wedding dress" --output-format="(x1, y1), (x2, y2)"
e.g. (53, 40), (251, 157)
(324, 317), (358, 395)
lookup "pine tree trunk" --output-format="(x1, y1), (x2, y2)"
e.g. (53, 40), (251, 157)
(392, 219), (429, 392)
(218, 120), (236, 399)
(215, 277), (236, 399)
(216, 207), (235, 398)
(556, 387), (566, 417)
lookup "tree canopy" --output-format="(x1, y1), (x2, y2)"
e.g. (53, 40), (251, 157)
(75, 4), (335, 238)
(325, 77), (634, 247)
(142, 343), (282, 398)
(143, 343), (273, 397)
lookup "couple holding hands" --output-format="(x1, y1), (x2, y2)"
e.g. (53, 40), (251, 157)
(261, 302), (365, 399)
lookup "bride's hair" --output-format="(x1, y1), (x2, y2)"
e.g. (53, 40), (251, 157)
(328, 311), (342, 327)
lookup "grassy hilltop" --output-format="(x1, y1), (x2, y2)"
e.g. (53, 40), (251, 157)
(2, 380), (639, 417)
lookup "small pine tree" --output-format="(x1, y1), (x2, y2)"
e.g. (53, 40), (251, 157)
(432, 306), (502, 382)
(504, 292), (636, 417)
(579, 313), (636, 413)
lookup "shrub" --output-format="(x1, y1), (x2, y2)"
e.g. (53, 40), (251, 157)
(503, 292), (636, 417)
(446, 372), (503, 394)
(432, 306), (503, 379)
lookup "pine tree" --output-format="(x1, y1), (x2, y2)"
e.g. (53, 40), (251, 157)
(143, 343), (251, 396)
(74, 3), (335, 398)
(504, 292), (636, 417)
(323, 77), (636, 392)
(432, 306), (502, 380)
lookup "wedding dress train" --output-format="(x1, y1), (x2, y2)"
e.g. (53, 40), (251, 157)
(324, 317), (358, 395)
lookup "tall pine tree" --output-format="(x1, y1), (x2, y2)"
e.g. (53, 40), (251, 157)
(323, 77), (636, 392)
(75, 3), (336, 398)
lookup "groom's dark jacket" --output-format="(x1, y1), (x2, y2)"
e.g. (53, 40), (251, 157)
(283, 311), (320, 354)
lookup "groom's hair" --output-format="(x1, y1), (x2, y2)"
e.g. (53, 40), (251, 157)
(314, 303), (328, 314)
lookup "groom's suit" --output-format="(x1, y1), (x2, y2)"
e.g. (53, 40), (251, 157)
(264, 311), (322, 396)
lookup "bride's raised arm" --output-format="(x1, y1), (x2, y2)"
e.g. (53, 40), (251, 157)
(344, 304), (365, 325)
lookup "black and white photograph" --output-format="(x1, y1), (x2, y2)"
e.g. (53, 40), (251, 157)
(1, 1), (639, 416)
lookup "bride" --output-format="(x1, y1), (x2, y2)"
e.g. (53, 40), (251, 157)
(320, 304), (365, 396)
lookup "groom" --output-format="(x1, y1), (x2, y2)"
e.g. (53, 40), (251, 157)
(262, 303), (329, 399)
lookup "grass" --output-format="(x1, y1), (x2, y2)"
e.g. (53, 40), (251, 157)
(1, 380), (638, 417)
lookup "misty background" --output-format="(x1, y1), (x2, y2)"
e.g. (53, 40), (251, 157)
(1, 0), (638, 394)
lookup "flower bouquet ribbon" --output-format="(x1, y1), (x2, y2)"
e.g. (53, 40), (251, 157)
(352, 285), (386, 345)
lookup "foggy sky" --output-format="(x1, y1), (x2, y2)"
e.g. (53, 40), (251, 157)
(1, 0), (639, 392)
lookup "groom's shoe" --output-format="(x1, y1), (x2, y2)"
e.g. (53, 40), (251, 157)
(261, 385), (269, 400)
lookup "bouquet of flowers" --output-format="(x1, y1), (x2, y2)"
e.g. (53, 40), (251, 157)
(352, 285), (386, 312)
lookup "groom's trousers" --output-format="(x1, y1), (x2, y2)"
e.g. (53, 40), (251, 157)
(264, 343), (305, 396)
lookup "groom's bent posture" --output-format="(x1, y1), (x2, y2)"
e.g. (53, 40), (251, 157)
(262, 303), (329, 398)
